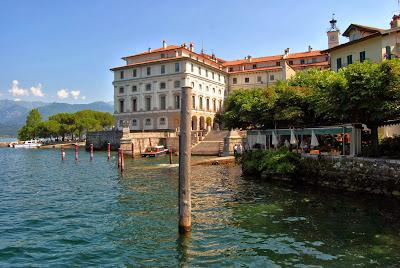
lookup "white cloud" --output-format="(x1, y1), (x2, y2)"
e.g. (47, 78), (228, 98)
(9, 80), (29, 97)
(30, 83), (44, 97)
(14, 98), (21, 102)
(81, 96), (86, 100)
(71, 90), (80, 99)
(57, 89), (69, 99)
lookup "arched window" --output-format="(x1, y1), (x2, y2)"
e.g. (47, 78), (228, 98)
(145, 118), (151, 126)
(159, 117), (166, 125)
(132, 119), (138, 126)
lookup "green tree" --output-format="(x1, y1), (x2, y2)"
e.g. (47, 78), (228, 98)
(49, 113), (77, 140)
(221, 87), (277, 129)
(37, 120), (60, 140)
(17, 109), (43, 140)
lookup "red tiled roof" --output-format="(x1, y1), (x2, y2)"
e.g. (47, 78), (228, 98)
(122, 45), (181, 59)
(223, 55), (283, 66)
(290, 61), (330, 68)
(110, 56), (184, 71)
(286, 50), (327, 59)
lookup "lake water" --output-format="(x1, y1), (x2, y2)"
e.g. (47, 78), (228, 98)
(1, 148), (400, 267)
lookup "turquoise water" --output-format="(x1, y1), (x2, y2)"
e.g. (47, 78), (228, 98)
(1, 148), (400, 267)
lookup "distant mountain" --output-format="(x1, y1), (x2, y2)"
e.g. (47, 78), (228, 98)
(0, 100), (114, 137)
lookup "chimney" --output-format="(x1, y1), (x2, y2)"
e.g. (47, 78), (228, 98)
(189, 42), (194, 52)
(391, 14), (400, 28)
(162, 40), (167, 48)
(247, 55), (252, 62)
(308, 45), (313, 52)
(211, 53), (216, 60)
(148, 48), (152, 52)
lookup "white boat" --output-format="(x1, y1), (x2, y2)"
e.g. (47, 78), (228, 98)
(141, 145), (169, 157)
(13, 140), (42, 148)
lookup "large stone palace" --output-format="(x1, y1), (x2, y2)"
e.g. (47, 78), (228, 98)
(111, 40), (329, 132)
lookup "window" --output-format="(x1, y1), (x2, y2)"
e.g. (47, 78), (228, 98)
(206, 86), (209, 92)
(132, 98), (137, 112)
(120, 71), (124, 79)
(386, 46), (392, 59)
(174, 80), (180, 88)
(300, 59), (305, 65)
(360, 51), (366, 62)
(119, 87), (124, 94)
(160, 53), (165, 58)
(199, 84), (202, 91)
(213, 99), (216, 112)
(347, 55), (353, 65)
(218, 89), (221, 95)
(145, 118), (151, 126)
(191, 82), (195, 88)
(276, 62), (281, 66)
(257, 76), (262, 83)
(288, 60), (293, 65)
(218, 74), (221, 81)
(160, 82), (166, 90)
(336, 58), (342, 71)
(233, 78), (237, 84)
(198, 67), (201, 75)
(132, 85), (137, 92)
(252, 64), (257, 69)
(206, 69), (208, 77)
(146, 67), (151, 75)
(145, 97), (152, 111)
(119, 120), (123, 127)
(159, 117), (166, 125)
(119, 100), (124, 113)
(219, 100), (223, 111)
(160, 95), (166, 110)
(312, 58), (317, 63)
(175, 62), (180, 72)
(175, 95), (180, 109)
(132, 119), (137, 126)
(212, 72), (215, 79)
(191, 63), (194, 72)
(192, 95), (196, 109)
(161, 65), (166, 74)
(132, 69), (137, 77)
(199, 97), (203, 110)
(146, 84), (151, 91)
(213, 88), (215, 93)
(270, 75), (274, 81)
(229, 67), (233, 72)
(245, 77), (249, 83)
(206, 98), (210, 111)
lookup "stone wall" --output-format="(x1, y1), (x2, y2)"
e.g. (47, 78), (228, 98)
(297, 154), (400, 198)
(86, 130), (122, 150)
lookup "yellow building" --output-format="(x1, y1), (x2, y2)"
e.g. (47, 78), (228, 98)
(325, 15), (400, 71)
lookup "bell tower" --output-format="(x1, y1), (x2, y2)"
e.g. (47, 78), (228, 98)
(327, 14), (340, 48)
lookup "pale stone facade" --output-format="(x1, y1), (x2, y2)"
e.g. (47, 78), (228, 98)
(111, 41), (329, 131)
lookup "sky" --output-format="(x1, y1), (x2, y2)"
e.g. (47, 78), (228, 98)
(0, 0), (397, 103)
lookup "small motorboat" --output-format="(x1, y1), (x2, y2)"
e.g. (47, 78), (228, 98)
(141, 145), (168, 157)
(13, 140), (42, 149)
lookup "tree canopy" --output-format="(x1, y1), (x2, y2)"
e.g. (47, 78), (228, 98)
(219, 59), (400, 156)
(18, 109), (114, 141)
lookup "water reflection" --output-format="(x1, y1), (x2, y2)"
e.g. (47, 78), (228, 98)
(1, 149), (400, 267)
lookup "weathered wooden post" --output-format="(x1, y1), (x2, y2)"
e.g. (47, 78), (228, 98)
(131, 142), (134, 159)
(179, 86), (192, 234)
(90, 143), (94, 161)
(121, 148), (125, 172)
(61, 145), (65, 161)
(75, 143), (78, 161)
(107, 143), (111, 161)
(169, 145), (173, 164)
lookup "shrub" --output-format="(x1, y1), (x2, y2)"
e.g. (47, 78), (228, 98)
(241, 149), (300, 178)
(379, 136), (400, 158)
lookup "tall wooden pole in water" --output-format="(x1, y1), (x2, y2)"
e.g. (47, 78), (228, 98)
(107, 143), (111, 161)
(90, 144), (94, 161)
(179, 86), (192, 234)
(75, 143), (78, 161)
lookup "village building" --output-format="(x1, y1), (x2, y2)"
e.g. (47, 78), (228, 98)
(324, 15), (400, 137)
(325, 15), (400, 71)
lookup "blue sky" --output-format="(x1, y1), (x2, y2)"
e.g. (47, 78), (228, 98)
(0, 0), (397, 103)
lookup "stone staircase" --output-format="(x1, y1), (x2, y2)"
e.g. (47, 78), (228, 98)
(191, 130), (229, 156)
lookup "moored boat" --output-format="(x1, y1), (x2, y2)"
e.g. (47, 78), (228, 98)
(13, 140), (42, 149)
(141, 145), (168, 157)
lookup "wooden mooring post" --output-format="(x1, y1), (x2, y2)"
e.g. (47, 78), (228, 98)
(178, 86), (192, 234)
(107, 143), (111, 161)
(118, 148), (121, 168)
(169, 145), (173, 164)
(121, 148), (125, 172)
(90, 143), (94, 161)
(131, 142), (134, 159)
(75, 143), (79, 161)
